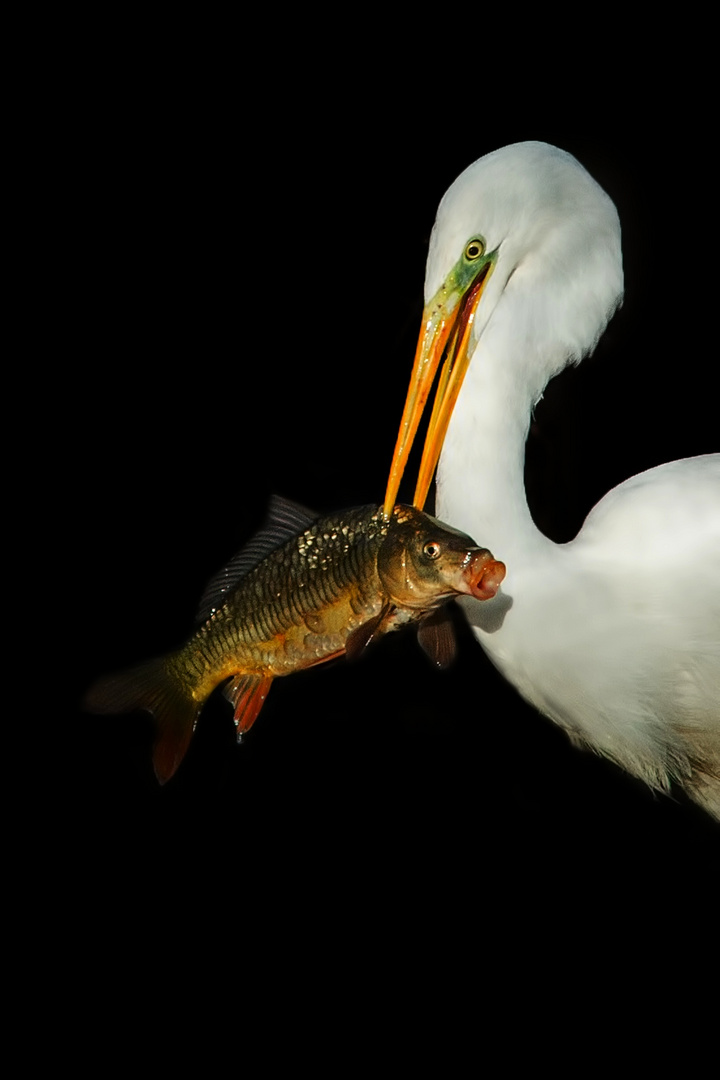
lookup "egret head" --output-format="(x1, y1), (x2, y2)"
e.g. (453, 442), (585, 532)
(384, 141), (624, 517)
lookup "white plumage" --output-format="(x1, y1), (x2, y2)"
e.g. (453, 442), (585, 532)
(385, 142), (720, 819)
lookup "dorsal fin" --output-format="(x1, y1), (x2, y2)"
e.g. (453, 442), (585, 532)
(197, 495), (319, 621)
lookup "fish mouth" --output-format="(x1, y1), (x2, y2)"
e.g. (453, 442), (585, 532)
(464, 549), (506, 601)
(383, 259), (494, 518)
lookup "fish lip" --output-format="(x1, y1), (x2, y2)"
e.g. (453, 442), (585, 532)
(463, 550), (506, 600)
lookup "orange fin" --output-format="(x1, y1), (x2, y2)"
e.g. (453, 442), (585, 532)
(223, 674), (274, 740)
(345, 603), (396, 661)
(417, 608), (458, 670)
(84, 657), (201, 785)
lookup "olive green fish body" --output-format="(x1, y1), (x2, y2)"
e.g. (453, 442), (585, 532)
(85, 501), (505, 783)
(168, 505), (390, 697)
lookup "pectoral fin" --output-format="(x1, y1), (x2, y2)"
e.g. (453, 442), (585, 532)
(417, 608), (458, 670)
(223, 674), (274, 740)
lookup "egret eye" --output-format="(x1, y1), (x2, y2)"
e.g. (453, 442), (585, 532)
(465, 238), (485, 261)
(423, 541), (441, 559)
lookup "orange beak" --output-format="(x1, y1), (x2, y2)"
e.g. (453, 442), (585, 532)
(383, 256), (495, 519)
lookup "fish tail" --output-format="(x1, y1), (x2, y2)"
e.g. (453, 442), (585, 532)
(84, 656), (202, 785)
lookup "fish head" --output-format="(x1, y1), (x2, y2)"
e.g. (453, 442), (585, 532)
(378, 505), (506, 610)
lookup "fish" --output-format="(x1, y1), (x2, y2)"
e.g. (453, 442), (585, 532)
(84, 497), (506, 783)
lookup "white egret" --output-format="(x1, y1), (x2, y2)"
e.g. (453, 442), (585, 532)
(384, 142), (720, 820)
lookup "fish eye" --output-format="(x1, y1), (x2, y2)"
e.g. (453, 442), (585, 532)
(423, 541), (442, 559)
(465, 238), (485, 261)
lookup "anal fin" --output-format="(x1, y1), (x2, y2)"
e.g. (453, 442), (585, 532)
(223, 673), (274, 741)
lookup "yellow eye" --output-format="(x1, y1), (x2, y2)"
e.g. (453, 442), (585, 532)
(423, 541), (441, 559)
(465, 238), (485, 260)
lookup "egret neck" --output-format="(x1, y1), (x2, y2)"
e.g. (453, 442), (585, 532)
(436, 335), (556, 575)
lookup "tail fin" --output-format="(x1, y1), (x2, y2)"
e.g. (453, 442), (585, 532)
(84, 657), (201, 784)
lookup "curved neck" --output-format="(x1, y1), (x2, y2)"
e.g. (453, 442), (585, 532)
(435, 343), (554, 567)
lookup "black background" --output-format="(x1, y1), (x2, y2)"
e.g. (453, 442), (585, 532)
(38, 31), (718, 999)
